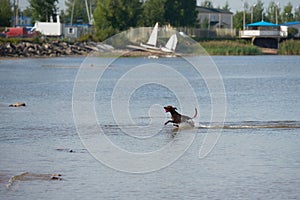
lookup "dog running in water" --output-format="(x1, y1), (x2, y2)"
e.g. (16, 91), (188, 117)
(164, 105), (197, 127)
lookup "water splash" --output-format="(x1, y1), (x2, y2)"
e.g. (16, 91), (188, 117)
(198, 121), (300, 129)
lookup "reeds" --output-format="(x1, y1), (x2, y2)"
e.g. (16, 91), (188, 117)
(279, 39), (300, 55)
(200, 40), (262, 55)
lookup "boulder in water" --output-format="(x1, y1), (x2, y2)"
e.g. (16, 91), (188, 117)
(9, 102), (26, 107)
(6, 172), (62, 188)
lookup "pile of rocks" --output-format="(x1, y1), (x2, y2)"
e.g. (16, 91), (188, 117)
(0, 41), (99, 57)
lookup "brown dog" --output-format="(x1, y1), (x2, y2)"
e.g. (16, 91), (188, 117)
(164, 105), (197, 127)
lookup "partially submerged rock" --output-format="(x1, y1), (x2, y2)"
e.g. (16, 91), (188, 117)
(56, 148), (87, 153)
(6, 172), (62, 188)
(9, 102), (26, 107)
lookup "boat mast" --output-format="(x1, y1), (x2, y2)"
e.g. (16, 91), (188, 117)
(71, 0), (75, 25)
(85, 0), (91, 24)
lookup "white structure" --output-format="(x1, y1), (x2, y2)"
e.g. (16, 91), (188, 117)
(31, 15), (64, 36)
(196, 6), (233, 29)
(280, 26), (288, 37)
(239, 21), (287, 38)
(281, 22), (300, 37)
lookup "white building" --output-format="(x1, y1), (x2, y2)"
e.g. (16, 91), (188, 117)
(196, 6), (233, 29)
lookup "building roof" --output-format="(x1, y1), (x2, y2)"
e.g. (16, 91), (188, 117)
(65, 24), (91, 27)
(281, 21), (300, 26)
(196, 6), (233, 15)
(246, 21), (279, 27)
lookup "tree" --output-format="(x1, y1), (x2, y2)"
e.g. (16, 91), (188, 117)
(288, 27), (298, 38)
(295, 6), (300, 21)
(22, 7), (33, 18)
(0, 0), (12, 27)
(65, 0), (96, 24)
(252, 0), (264, 22)
(164, 0), (180, 26)
(29, 0), (58, 22)
(180, 0), (198, 27)
(233, 0), (252, 30)
(233, 11), (244, 30)
(141, 0), (166, 26)
(164, 0), (197, 27)
(59, 10), (66, 24)
(281, 2), (294, 23)
(94, 0), (142, 39)
(266, 1), (281, 24)
(201, 0), (213, 8)
(222, 1), (231, 12)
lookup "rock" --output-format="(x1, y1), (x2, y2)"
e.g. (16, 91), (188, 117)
(6, 172), (62, 188)
(50, 174), (62, 180)
(9, 102), (26, 107)
(65, 48), (72, 55)
(6, 43), (15, 50)
(56, 148), (87, 153)
(0, 41), (99, 58)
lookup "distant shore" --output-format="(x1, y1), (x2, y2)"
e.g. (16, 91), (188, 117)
(200, 39), (300, 55)
(0, 38), (299, 58)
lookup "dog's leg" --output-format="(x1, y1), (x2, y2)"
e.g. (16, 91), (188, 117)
(164, 120), (175, 125)
(173, 124), (179, 127)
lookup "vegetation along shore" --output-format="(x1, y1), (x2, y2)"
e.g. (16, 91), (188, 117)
(200, 39), (300, 55)
(1, 38), (299, 58)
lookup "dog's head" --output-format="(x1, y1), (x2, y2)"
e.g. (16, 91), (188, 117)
(164, 105), (177, 113)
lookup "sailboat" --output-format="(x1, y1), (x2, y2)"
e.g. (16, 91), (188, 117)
(140, 22), (160, 50)
(161, 34), (178, 53)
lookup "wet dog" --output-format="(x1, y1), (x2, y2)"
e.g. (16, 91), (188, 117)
(164, 105), (197, 127)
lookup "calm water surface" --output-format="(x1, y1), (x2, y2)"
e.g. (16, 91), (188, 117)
(0, 56), (300, 200)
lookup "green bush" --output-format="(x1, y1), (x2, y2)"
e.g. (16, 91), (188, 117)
(279, 39), (300, 55)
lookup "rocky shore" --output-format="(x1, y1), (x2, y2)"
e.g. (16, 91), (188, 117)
(0, 41), (100, 57)
(0, 40), (158, 58)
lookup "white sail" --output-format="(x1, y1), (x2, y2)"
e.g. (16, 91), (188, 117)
(165, 34), (178, 51)
(161, 34), (178, 53)
(147, 22), (158, 46)
(140, 22), (160, 50)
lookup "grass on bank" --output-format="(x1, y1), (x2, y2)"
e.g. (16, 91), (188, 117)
(200, 40), (262, 55)
(279, 39), (300, 55)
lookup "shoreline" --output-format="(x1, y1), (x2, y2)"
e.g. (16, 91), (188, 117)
(1, 40), (299, 59)
(1, 51), (299, 60)
(0, 40), (98, 58)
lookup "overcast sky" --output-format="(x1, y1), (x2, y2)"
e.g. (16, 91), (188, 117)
(19, 0), (300, 13)
(198, 0), (300, 12)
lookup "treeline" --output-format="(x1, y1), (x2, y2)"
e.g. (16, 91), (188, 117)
(93, 0), (198, 40)
(234, 0), (300, 30)
(1, 0), (300, 40)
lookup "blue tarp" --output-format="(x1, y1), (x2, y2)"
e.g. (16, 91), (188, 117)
(246, 21), (279, 27)
(281, 21), (300, 26)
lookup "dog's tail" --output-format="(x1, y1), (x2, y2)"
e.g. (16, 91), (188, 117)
(192, 108), (198, 119)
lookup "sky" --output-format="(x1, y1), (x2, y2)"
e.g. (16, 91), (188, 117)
(18, 0), (300, 13)
(197, 0), (299, 12)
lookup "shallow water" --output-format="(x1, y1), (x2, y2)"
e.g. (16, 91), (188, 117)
(0, 56), (300, 199)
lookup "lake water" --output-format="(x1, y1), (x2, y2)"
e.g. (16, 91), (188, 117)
(0, 55), (300, 200)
